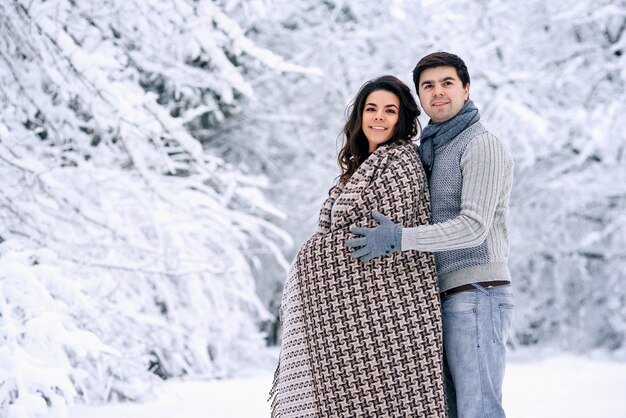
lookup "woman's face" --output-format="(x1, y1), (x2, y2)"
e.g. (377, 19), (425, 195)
(361, 90), (400, 153)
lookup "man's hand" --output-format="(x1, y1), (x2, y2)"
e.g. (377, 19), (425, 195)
(346, 211), (403, 261)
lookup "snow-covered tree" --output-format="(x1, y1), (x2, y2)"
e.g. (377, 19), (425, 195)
(501, 0), (626, 351)
(0, 0), (301, 416)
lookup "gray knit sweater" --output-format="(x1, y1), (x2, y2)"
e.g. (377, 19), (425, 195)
(402, 122), (514, 292)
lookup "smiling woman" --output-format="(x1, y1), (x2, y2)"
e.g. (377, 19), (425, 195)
(336, 75), (421, 185)
(270, 76), (446, 417)
(362, 90), (400, 152)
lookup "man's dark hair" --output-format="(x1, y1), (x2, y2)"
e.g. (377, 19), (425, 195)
(412, 52), (470, 92)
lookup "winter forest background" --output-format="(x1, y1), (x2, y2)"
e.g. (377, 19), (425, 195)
(1, 0), (625, 416)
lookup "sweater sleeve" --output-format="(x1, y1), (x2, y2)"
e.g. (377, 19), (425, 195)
(401, 134), (512, 252)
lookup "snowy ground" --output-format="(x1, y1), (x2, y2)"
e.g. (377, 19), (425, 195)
(70, 352), (626, 418)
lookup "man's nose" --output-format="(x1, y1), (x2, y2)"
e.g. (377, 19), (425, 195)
(433, 84), (445, 95)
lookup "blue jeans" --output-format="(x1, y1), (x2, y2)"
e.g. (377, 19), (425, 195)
(442, 284), (515, 418)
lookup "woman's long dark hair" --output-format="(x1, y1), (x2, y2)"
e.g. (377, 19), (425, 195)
(337, 75), (421, 184)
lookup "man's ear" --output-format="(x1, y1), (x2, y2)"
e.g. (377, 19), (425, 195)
(464, 83), (470, 101)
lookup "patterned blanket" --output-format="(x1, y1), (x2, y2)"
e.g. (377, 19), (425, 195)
(271, 141), (446, 417)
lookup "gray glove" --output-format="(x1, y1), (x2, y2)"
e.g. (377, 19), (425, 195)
(346, 211), (403, 261)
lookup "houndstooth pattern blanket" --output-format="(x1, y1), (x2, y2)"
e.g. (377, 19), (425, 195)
(270, 141), (446, 417)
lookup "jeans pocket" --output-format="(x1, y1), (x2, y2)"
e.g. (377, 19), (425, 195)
(497, 302), (515, 343)
(442, 292), (478, 315)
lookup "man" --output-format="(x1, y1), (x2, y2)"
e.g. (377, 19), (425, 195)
(347, 52), (515, 418)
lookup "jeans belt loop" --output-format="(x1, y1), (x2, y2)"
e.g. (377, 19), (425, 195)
(472, 283), (490, 295)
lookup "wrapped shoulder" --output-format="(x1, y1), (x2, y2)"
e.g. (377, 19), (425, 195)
(385, 142), (419, 160)
(386, 144), (420, 167)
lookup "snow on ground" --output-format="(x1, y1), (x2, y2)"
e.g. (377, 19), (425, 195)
(503, 352), (626, 418)
(70, 353), (626, 418)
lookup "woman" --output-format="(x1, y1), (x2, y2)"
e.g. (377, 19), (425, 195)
(270, 76), (445, 417)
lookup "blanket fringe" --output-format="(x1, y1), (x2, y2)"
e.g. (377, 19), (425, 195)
(268, 358), (281, 417)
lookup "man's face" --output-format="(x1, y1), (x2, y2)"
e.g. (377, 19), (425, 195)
(417, 66), (469, 123)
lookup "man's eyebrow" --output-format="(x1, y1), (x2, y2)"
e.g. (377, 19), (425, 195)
(421, 76), (456, 86)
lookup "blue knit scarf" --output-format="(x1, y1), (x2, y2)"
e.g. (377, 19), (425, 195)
(419, 99), (480, 176)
